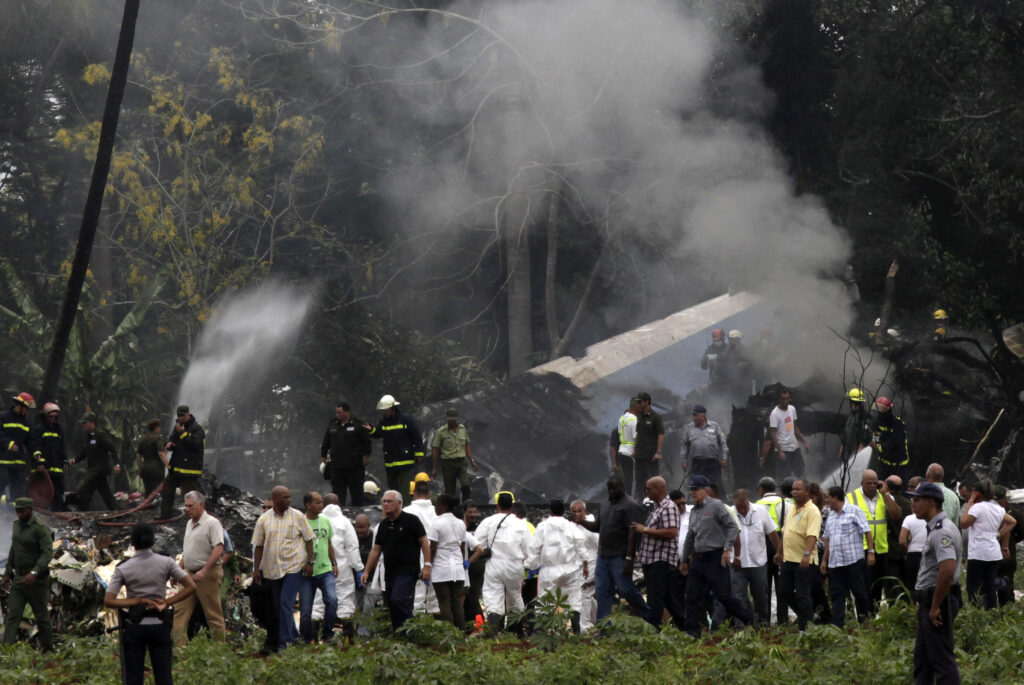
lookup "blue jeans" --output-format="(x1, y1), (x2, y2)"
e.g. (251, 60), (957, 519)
(595, 555), (649, 621)
(275, 571), (304, 647)
(299, 571), (337, 642)
(827, 558), (869, 628)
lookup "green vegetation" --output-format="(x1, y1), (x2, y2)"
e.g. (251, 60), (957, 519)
(4, 603), (1024, 684)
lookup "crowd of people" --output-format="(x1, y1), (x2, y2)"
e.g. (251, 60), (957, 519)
(3, 344), (1024, 685)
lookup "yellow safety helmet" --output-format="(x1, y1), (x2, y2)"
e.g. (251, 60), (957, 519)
(933, 309), (949, 321)
(847, 388), (865, 403)
(409, 471), (430, 494)
(494, 490), (515, 505)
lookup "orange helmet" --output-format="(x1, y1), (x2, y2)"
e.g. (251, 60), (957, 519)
(12, 392), (35, 409)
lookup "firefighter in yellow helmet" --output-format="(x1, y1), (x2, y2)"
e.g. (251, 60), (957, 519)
(932, 309), (949, 342)
(837, 389), (872, 470)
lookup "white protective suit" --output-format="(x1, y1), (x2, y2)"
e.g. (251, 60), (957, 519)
(312, 504), (364, 620)
(526, 515), (587, 612)
(404, 498), (439, 614)
(474, 511), (531, 616)
(577, 514), (600, 631)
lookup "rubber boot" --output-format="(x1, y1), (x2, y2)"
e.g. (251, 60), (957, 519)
(570, 611), (581, 635)
(341, 619), (354, 645)
(486, 612), (504, 633)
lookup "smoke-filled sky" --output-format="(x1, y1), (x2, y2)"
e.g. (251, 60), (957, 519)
(160, 0), (861, 406)
(337, 0), (854, 372)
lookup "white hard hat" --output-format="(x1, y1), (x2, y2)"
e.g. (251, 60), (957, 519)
(42, 402), (61, 415)
(376, 394), (399, 410)
(363, 480), (380, 495)
(728, 329), (742, 340)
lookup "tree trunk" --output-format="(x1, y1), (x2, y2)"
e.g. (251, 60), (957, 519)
(40, 0), (142, 403)
(544, 187), (561, 354)
(505, 192), (533, 376)
(550, 237), (609, 360)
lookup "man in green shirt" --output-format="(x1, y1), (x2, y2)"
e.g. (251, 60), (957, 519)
(431, 407), (478, 503)
(299, 491), (338, 643)
(3, 497), (54, 651)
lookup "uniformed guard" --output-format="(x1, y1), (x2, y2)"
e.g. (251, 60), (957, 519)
(2, 497), (54, 650)
(70, 412), (120, 511)
(104, 523), (196, 685)
(681, 404), (729, 495)
(906, 481), (962, 684)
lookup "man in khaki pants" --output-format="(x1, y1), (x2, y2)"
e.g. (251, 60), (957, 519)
(172, 490), (227, 643)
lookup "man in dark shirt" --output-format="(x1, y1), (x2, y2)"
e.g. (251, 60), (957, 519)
(322, 402), (372, 507)
(633, 392), (665, 497)
(462, 500), (486, 624)
(363, 489), (431, 628)
(577, 475), (648, 622)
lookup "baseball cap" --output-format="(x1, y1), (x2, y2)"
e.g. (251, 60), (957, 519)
(906, 482), (944, 503)
(692, 404), (707, 415)
(690, 475), (711, 489)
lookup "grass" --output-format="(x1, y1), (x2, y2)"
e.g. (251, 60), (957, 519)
(4, 600), (1024, 684)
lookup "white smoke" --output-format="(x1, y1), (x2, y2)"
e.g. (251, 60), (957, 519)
(176, 282), (313, 425)
(361, 0), (853, 345)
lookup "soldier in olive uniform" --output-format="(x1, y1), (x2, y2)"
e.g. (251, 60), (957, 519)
(2, 497), (54, 651)
(70, 412), (120, 510)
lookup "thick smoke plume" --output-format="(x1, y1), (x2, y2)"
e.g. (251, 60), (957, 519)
(345, 0), (854, 378)
(176, 282), (313, 425)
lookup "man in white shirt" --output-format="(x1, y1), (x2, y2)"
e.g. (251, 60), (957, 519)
(899, 479), (929, 596)
(761, 389), (810, 480)
(405, 478), (440, 614)
(730, 489), (780, 626)
(470, 492), (531, 634)
(570, 500), (600, 632)
(527, 500), (587, 633)
(429, 493), (468, 628)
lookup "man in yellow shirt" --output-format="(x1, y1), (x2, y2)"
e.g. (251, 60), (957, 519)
(773, 478), (821, 630)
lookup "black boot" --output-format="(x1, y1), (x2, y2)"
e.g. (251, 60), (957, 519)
(340, 619), (354, 645)
(570, 611), (581, 635)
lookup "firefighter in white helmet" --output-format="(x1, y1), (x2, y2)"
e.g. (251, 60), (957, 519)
(365, 395), (424, 504)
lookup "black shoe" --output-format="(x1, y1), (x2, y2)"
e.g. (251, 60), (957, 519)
(259, 643), (279, 656)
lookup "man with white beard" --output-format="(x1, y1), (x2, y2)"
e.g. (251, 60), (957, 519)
(311, 493), (364, 644)
(527, 500), (588, 634)
(405, 477), (439, 615)
(570, 499), (600, 632)
(471, 491), (531, 634)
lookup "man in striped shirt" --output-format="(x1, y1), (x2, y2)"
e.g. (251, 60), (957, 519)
(252, 486), (315, 653)
(820, 485), (873, 627)
(631, 476), (686, 629)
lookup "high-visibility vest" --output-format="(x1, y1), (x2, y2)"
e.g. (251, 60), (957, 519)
(846, 488), (888, 554)
(756, 495), (783, 530)
(618, 413), (637, 450)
